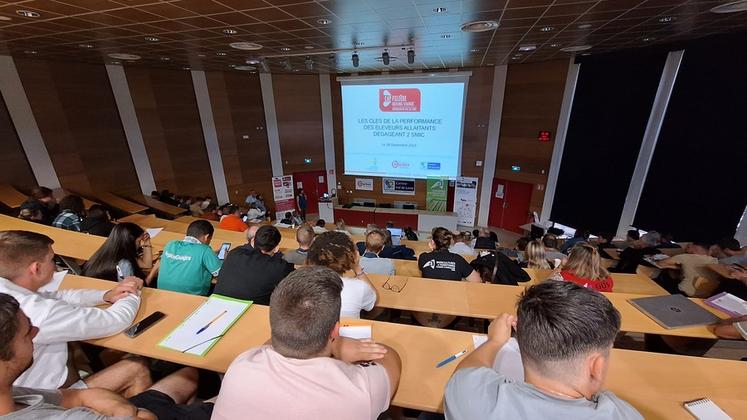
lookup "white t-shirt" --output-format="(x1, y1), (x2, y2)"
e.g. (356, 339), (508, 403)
(340, 276), (377, 319)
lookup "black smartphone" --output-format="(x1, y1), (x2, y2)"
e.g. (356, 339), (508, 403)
(124, 311), (166, 338)
(217, 242), (231, 260)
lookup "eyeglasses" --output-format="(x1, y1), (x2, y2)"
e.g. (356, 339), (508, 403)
(382, 276), (408, 293)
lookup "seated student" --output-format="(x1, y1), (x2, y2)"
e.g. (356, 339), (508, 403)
(333, 219), (352, 236)
(83, 223), (153, 283)
(283, 225), (314, 265)
(449, 232), (477, 257)
(356, 224), (380, 255)
(0, 293), (214, 420)
(215, 225), (294, 305)
(613, 232), (660, 274)
(245, 203), (264, 221)
(279, 211), (293, 225)
(312, 219), (328, 234)
(359, 229), (396, 276)
(51, 195), (85, 232)
(559, 228), (589, 254)
(418, 227), (482, 283)
(404, 226), (418, 241)
(714, 237), (747, 265)
(255, 193), (267, 214)
(151, 220), (222, 296)
(596, 232), (616, 259)
(189, 196), (204, 216)
(0, 231), (148, 391)
(657, 232), (681, 249)
(522, 240), (553, 269)
(549, 243), (614, 292)
(212, 266), (401, 420)
(17, 201), (44, 224)
(307, 232), (377, 318)
(656, 242), (719, 297)
(445, 281), (642, 419)
(80, 204), (114, 237)
(470, 238), (530, 285)
(218, 205), (248, 232)
(541, 234), (569, 262)
(23, 186), (59, 225)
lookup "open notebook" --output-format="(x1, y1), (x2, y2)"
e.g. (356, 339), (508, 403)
(683, 398), (732, 419)
(159, 294), (252, 356)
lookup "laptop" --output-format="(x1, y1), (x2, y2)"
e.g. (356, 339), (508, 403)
(628, 294), (720, 329)
(387, 227), (403, 246)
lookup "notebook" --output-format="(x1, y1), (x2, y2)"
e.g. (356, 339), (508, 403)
(159, 294), (252, 356)
(628, 294), (720, 329)
(704, 292), (747, 317)
(683, 398), (732, 419)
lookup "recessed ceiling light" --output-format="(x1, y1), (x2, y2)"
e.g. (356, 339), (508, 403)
(540, 26), (554, 32)
(658, 16), (677, 23)
(229, 42), (263, 51)
(108, 53), (141, 60)
(235, 65), (256, 71)
(110, 61), (120, 65)
(246, 58), (261, 65)
(711, 0), (747, 13)
(16, 10), (40, 18)
(518, 44), (536, 52)
(460, 20), (499, 32)
(304, 45), (314, 50)
(144, 36), (159, 42)
(183, 66), (191, 70)
(578, 23), (593, 29)
(550, 43), (561, 47)
(581, 52), (591, 56)
(0, 16), (12, 21)
(216, 51), (227, 56)
(280, 47), (291, 51)
(79, 43), (94, 49)
(560, 45), (591, 52)
(228, 64), (236, 68)
(642, 37), (656, 42)
(433, 7), (448, 13)
(197, 54), (207, 58)
(24, 50), (37, 54)
(223, 28), (238, 35)
(160, 56), (171, 61)
(292, 69), (299, 72)
(440, 34), (452, 39)
(316, 18), (331, 25)
(511, 56), (521, 60)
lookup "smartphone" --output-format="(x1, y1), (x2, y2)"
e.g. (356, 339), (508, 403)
(124, 311), (165, 338)
(217, 242), (231, 260)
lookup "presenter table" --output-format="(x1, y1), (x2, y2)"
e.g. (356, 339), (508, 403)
(333, 205), (458, 232)
(94, 192), (149, 214)
(61, 275), (747, 418)
(0, 184), (28, 209)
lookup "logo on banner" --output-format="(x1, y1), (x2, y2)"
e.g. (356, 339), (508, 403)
(379, 88), (421, 112)
(391, 160), (410, 169)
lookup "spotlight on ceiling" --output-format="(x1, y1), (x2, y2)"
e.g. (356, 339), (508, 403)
(407, 49), (415, 64)
(382, 50), (390, 65)
(352, 52), (359, 68)
(305, 55), (314, 70)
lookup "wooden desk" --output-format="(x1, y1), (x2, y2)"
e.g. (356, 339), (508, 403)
(604, 248), (621, 260)
(52, 189), (99, 209)
(127, 195), (188, 217)
(94, 193), (149, 214)
(368, 274), (721, 339)
(174, 215), (221, 229)
(60, 275), (747, 418)
(0, 184), (28, 208)
(0, 215), (104, 260)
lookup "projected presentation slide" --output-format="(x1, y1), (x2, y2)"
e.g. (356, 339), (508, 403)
(342, 82), (466, 179)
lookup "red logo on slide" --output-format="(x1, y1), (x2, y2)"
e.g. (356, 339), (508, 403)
(379, 88), (421, 112)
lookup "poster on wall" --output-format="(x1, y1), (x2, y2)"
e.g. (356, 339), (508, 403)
(426, 177), (448, 212)
(355, 178), (374, 191)
(454, 176), (478, 227)
(382, 177), (415, 195)
(272, 175), (295, 221)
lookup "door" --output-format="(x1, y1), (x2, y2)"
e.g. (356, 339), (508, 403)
(488, 179), (533, 234)
(292, 170), (328, 216)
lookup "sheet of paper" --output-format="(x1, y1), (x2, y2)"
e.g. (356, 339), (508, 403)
(146, 228), (163, 238)
(339, 325), (372, 340)
(472, 334), (488, 349)
(492, 338), (524, 381)
(39, 270), (68, 292)
(710, 293), (747, 316)
(159, 295), (251, 356)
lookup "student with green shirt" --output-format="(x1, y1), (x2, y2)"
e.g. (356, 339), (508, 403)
(152, 220), (222, 296)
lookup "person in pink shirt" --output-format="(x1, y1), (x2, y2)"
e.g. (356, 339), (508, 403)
(212, 266), (401, 420)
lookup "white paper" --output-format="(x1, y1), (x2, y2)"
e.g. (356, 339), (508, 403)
(146, 228), (163, 238)
(492, 338), (524, 381)
(472, 334), (488, 349)
(40, 270), (68, 292)
(339, 325), (372, 340)
(710, 293), (747, 316)
(160, 296), (249, 356)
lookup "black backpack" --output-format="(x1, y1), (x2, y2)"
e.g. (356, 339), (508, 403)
(471, 251), (530, 285)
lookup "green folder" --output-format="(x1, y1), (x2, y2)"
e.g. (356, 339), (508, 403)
(158, 294), (253, 357)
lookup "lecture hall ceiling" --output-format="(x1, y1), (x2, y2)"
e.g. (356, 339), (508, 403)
(0, 0), (745, 73)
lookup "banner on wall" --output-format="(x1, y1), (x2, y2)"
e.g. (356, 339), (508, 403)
(454, 176), (478, 227)
(272, 175), (295, 221)
(426, 177), (448, 212)
(355, 178), (374, 191)
(382, 177), (415, 195)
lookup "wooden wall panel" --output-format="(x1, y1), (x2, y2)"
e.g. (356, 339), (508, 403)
(14, 58), (139, 196)
(126, 67), (215, 199)
(205, 70), (275, 208)
(0, 94), (36, 191)
(495, 59), (569, 213)
(273, 74), (326, 174)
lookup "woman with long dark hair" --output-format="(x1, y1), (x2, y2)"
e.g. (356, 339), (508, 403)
(83, 222), (152, 282)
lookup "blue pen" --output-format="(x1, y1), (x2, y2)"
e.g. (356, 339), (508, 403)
(436, 350), (467, 368)
(196, 310), (227, 335)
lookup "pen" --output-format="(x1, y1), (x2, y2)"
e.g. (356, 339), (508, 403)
(436, 350), (467, 368)
(196, 310), (227, 335)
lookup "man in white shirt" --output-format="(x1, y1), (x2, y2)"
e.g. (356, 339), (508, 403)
(0, 230), (150, 393)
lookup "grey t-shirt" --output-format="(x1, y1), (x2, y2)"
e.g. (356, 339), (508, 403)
(3, 387), (126, 419)
(445, 368), (643, 420)
(282, 249), (308, 266)
(359, 254), (396, 275)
